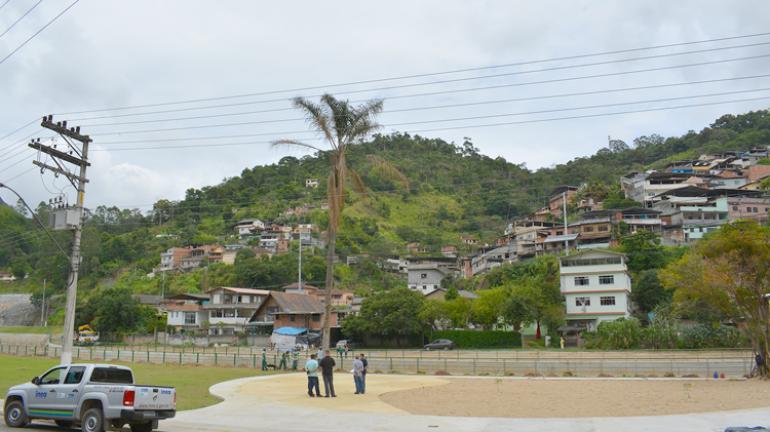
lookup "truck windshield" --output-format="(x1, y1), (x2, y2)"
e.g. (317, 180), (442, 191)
(90, 367), (133, 384)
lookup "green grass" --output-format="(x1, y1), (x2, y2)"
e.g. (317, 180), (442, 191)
(0, 326), (62, 334)
(0, 355), (270, 410)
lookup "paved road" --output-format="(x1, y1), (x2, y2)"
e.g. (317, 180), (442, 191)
(4, 375), (770, 432)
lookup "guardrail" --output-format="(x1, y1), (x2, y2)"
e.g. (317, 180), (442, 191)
(0, 344), (753, 377)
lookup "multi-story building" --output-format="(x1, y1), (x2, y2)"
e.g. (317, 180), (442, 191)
(548, 185), (578, 218)
(407, 257), (458, 295)
(559, 250), (632, 332)
(203, 287), (270, 335)
(165, 293), (210, 332)
(160, 245), (223, 272)
(249, 291), (337, 331)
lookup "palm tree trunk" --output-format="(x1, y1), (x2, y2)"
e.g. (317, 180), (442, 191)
(321, 215), (337, 349)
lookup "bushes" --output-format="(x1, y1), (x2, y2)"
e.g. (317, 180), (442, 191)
(679, 324), (745, 349)
(584, 318), (746, 350)
(585, 318), (643, 349)
(432, 330), (522, 349)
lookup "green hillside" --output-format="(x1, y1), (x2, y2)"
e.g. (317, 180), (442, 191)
(1, 109), (769, 323)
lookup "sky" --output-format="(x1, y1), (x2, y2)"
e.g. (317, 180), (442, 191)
(1, 0), (770, 211)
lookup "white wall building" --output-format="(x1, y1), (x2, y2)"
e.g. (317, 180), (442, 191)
(559, 250), (632, 331)
(203, 287), (270, 335)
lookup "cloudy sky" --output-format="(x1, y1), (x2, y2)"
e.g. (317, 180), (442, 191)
(1, 0), (769, 210)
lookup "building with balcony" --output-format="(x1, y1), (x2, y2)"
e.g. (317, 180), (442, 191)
(559, 250), (632, 332)
(249, 291), (338, 332)
(204, 287), (270, 335)
(165, 293), (210, 332)
(407, 257), (459, 295)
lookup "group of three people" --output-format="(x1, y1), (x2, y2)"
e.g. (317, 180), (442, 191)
(304, 350), (368, 397)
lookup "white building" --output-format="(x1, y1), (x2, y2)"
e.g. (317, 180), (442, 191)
(559, 250), (632, 331)
(406, 257), (458, 295)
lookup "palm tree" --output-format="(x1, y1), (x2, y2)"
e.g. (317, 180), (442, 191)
(273, 94), (407, 348)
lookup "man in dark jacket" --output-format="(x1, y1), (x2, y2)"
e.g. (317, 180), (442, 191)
(360, 353), (368, 394)
(319, 350), (337, 397)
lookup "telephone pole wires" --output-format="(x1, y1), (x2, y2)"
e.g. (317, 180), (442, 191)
(31, 114), (92, 365)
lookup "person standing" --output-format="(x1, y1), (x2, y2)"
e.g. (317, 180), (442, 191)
(278, 351), (288, 370)
(336, 343), (345, 361)
(305, 353), (321, 397)
(261, 348), (268, 371)
(319, 350), (336, 398)
(292, 349), (299, 371)
(344, 343), (349, 358)
(360, 353), (368, 394)
(352, 354), (364, 395)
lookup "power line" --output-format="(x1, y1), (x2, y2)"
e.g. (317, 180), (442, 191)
(77, 73), (770, 128)
(85, 52), (770, 137)
(89, 94), (770, 152)
(0, 0), (80, 67)
(0, 0), (43, 39)
(55, 31), (770, 115)
(88, 87), (770, 144)
(0, 118), (40, 147)
(0, 0), (11, 12)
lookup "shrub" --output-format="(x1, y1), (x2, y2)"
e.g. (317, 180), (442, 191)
(584, 318), (642, 349)
(679, 324), (745, 349)
(432, 330), (522, 349)
(434, 370), (450, 376)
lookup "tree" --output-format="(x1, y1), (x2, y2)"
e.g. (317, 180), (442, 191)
(14, 198), (27, 217)
(660, 221), (770, 377)
(619, 231), (667, 273)
(631, 269), (671, 316)
(471, 288), (507, 329)
(608, 139), (629, 153)
(419, 300), (450, 331)
(445, 297), (474, 328)
(352, 288), (424, 346)
(82, 287), (145, 340)
(273, 94), (407, 349)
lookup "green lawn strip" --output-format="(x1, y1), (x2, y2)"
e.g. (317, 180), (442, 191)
(0, 326), (62, 334)
(0, 354), (273, 411)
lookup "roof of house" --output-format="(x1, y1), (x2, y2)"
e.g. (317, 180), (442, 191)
(166, 293), (210, 301)
(655, 186), (762, 199)
(543, 233), (579, 243)
(282, 283), (321, 291)
(166, 304), (202, 312)
(549, 185), (579, 197)
(134, 294), (163, 305)
(208, 287), (271, 295)
(254, 291), (326, 316)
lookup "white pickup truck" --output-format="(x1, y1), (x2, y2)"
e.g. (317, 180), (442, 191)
(4, 363), (175, 432)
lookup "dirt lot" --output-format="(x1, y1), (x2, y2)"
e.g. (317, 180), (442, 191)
(379, 378), (770, 418)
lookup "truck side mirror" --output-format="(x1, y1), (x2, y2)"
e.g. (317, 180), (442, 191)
(31, 377), (39, 385)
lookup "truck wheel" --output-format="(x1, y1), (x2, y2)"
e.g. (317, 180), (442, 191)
(81, 408), (104, 432)
(3, 400), (28, 428)
(130, 422), (154, 432)
(55, 420), (74, 428)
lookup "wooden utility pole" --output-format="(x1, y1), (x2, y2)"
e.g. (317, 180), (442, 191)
(31, 115), (91, 365)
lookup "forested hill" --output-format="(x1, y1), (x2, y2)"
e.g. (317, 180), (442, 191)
(1, 110), (769, 306)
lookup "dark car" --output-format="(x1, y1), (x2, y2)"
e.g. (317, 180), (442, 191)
(424, 339), (456, 350)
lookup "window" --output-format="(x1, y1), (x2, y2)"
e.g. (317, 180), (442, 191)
(184, 312), (196, 325)
(598, 225), (609, 232)
(90, 368), (133, 384)
(600, 296), (616, 306)
(422, 285), (427, 290)
(289, 315), (296, 322)
(64, 366), (86, 384)
(420, 273), (428, 279)
(312, 314), (320, 322)
(733, 205), (739, 211)
(584, 226), (594, 232)
(753, 207), (759, 212)
(574, 277), (589, 286)
(39, 367), (66, 385)
(575, 297), (590, 306)
(599, 275), (614, 285)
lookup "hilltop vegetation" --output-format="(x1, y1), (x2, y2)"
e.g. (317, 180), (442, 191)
(1, 110), (769, 323)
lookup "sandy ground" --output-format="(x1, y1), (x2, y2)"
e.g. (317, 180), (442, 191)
(379, 378), (770, 418)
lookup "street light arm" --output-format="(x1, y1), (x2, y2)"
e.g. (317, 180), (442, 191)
(0, 182), (71, 261)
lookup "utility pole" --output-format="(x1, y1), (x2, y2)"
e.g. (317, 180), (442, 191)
(298, 234), (303, 293)
(40, 278), (46, 326)
(562, 191), (569, 255)
(31, 115), (91, 365)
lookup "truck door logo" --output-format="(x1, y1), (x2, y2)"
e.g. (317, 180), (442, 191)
(34, 391), (47, 399)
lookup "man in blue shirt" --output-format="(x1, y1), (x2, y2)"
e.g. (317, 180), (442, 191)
(305, 353), (321, 397)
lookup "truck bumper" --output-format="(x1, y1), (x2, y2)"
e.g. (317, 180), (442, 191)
(120, 409), (176, 422)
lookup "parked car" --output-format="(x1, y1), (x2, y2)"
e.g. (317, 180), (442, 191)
(4, 363), (175, 432)
(424, 339), (456, 350)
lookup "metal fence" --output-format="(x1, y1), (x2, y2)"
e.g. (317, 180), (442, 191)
(0, 344), (754, 377)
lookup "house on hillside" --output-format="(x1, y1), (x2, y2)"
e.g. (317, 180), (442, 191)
(559, 250), (632, 332)
(249, 291), (337, 331)
(203, 287), (270, 335)
(407, 257), (459, 295)
(283, 283), (354, 307)
(548, 185), (579, 218)
(165, 293), (210, 332)
(305, 178), (319, 188)
(234, 219), (266, 239)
